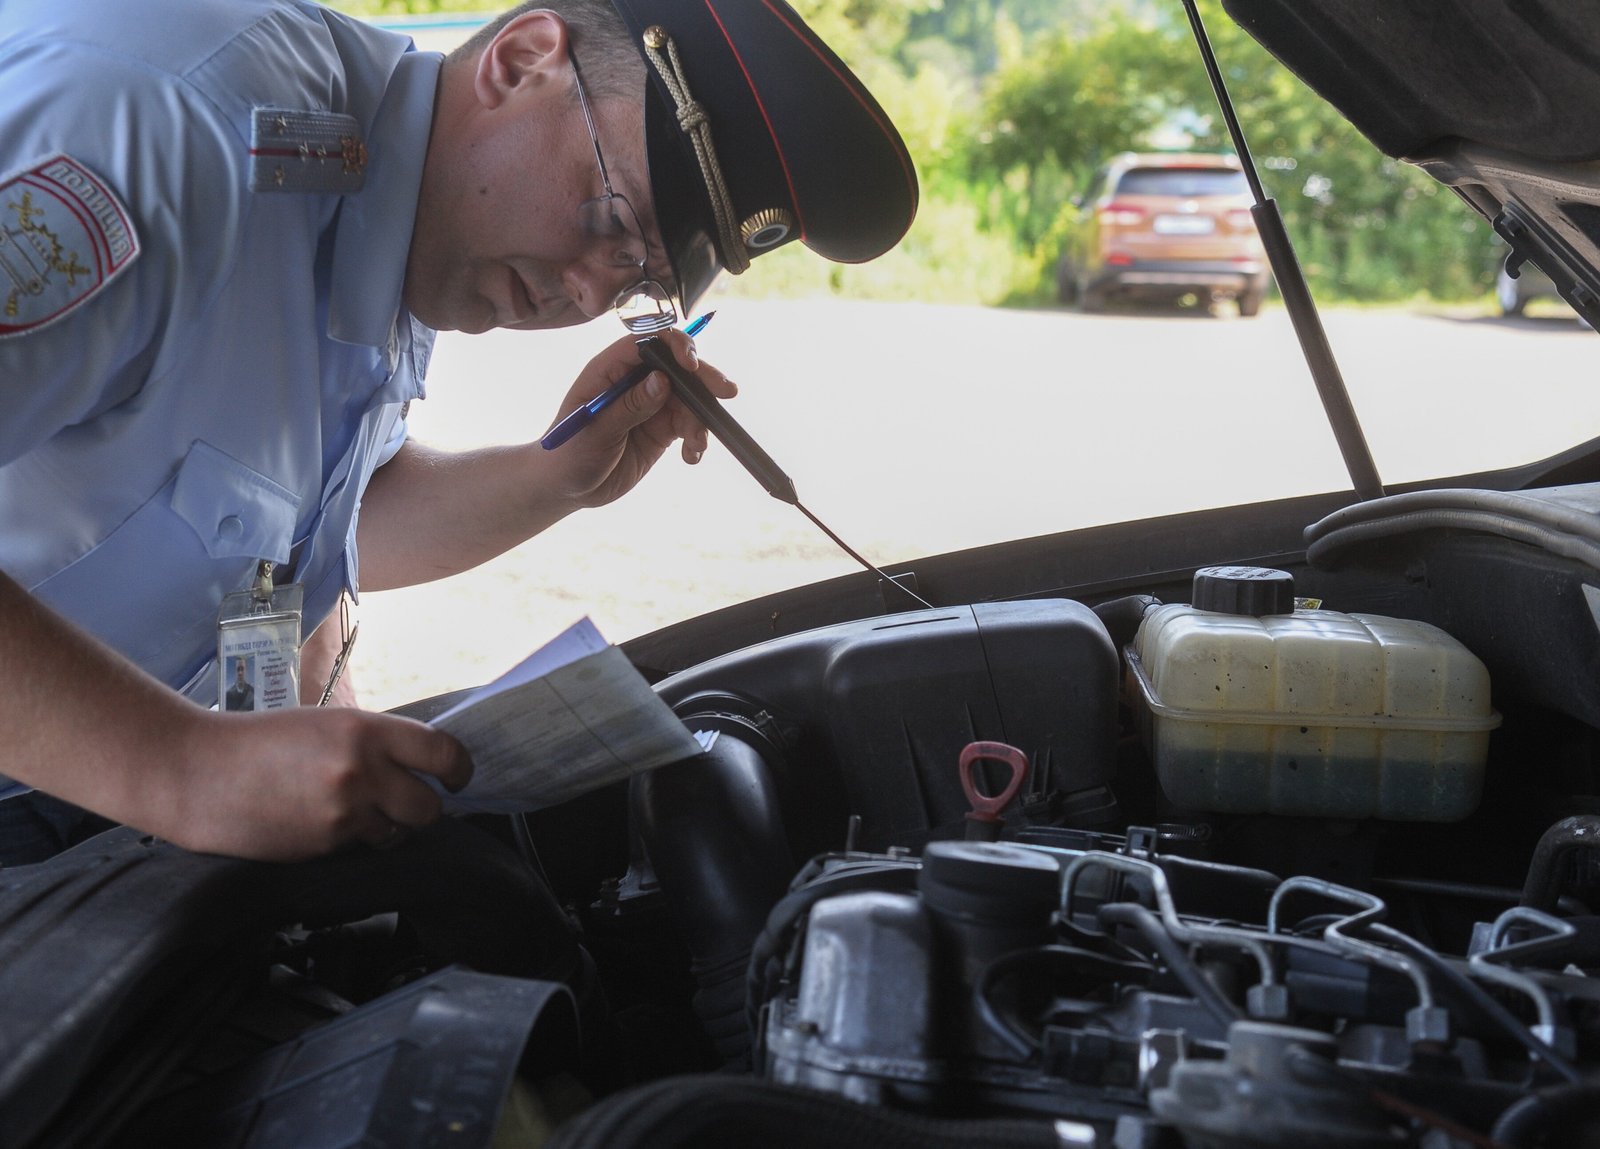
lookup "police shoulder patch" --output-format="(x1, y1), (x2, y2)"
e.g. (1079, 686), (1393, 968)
(0, 154), (141, 340)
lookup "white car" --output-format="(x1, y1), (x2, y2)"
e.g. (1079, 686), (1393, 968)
(1496, 257), (1563, 317)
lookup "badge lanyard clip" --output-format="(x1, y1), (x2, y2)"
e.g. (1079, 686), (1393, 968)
(316, 592), (359, 707)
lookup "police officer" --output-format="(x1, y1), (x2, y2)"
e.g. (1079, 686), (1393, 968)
(0, 0), (917, 863)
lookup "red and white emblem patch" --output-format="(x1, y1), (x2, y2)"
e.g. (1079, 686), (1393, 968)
(0, 155), (140, 339)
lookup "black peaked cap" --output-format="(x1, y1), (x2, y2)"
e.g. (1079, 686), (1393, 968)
(609, 0), (919, 315)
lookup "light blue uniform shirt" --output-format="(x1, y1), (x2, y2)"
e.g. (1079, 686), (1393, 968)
(0, 0), (440, 725)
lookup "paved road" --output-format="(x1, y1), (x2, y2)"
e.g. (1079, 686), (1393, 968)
(352, 298), (1599, 709)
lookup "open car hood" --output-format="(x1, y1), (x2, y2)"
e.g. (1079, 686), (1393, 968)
(1226, 0), (1600, 325)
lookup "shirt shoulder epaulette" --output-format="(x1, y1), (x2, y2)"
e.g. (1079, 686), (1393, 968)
(248, 108), (367, 195)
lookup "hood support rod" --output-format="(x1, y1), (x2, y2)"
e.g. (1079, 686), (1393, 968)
(1181, 0), (1386, 502)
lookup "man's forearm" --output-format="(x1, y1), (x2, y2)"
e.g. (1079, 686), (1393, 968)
(355, 332), (726, 593)
(0, 568), (210, 829)
(354, 439), (582, 591)
(0, 568), (474, 860)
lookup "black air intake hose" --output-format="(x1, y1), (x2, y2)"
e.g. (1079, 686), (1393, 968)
(545, 1076), (1064, 1149)
(633, 723), (796, 1065)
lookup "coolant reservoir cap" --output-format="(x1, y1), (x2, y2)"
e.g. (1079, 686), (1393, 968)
(1191, 566), (1296, 617)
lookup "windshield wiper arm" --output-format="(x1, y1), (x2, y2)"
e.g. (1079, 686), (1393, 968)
(1181, 0), (1386, 502)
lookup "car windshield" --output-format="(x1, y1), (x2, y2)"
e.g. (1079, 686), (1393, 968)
(1115, 167), (1248, 196)
(351, 10), (1600, 711)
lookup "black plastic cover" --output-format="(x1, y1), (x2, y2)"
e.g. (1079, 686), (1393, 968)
(655, 600), (1119, 851)
(1223, 1), (1600, 164)
(133, 966), (577, 1147)
(0, 820), (579, 1147)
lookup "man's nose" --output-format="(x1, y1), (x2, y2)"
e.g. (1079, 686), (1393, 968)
(563, 261), (636, 320)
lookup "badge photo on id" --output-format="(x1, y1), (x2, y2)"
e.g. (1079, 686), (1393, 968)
(217, 561), (302, 711)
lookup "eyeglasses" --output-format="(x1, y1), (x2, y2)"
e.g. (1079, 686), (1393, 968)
(570, 52), (677, 333)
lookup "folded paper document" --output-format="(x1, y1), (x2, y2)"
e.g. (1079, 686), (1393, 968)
(427, 618), (705, 814)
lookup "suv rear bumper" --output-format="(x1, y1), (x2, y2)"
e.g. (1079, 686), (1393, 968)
(1094, 260), (1268, 295)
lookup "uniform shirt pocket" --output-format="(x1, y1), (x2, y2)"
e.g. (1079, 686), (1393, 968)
(170, 440), (301, 562)
(31, 439), (303, 687)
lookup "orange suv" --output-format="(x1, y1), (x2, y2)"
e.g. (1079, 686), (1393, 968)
(1056, 152), (1271, 316)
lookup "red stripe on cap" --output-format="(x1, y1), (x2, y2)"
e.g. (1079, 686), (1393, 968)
(702, 0), (806, 239)
(755, 0), (917, 207)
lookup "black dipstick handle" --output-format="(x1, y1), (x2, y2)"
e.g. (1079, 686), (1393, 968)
(635, 337), (799, 505)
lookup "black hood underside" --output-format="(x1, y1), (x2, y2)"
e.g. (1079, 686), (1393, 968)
(1225, 0), (1600, 322)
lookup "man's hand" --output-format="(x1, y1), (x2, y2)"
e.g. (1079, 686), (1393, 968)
(164, 706), (472, 860)
(541, 327), (738, 510)
(1, 569), (472, 862)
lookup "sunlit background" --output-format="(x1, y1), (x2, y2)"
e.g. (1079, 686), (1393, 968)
(336, 6), (1600, 709)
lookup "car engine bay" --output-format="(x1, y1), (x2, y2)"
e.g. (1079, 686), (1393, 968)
(586, 482), (1600, 1148)
(5, 478), (1597, 1148)
(3, 0), (1600, 1144)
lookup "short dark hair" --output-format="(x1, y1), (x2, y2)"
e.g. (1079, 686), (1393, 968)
(449, 2), (643, 102)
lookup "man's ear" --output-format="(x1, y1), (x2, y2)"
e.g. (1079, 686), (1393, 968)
(474, 9), (570, 109)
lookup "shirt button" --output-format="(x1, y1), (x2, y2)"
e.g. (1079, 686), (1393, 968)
(218, 515), (245, 541)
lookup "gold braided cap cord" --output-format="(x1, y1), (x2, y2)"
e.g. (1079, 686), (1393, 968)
(642, 26), (753, 275)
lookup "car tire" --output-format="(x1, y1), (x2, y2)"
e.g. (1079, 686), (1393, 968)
(1497, 271), (1526, 317)
(1057, 263), (1079, 306)
(1080, 283), (1106, 313)
(1238, 287), (1263, 318)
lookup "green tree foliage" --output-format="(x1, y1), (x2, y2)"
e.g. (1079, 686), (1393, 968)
(964, 0), (1495, 302)
(979, 21), (1182, 182)
(327, 0), (1497, 305)
(966, 15), (1193, 253)
(1166, 6), (1495, 300)
(728, 0), (1038, 304)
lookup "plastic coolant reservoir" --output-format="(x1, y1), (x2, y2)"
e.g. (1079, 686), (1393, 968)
(1128, 566), (1500, 822)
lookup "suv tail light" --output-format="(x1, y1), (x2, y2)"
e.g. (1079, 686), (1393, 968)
(1098, 201), (1146, 226)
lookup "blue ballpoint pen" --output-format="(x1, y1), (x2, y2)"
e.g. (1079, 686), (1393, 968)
(540, 312), (715, 450)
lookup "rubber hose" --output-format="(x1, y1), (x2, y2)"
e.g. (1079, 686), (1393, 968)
(544, 1075), (1065, 1149)
(1492, 1082), (1600, 1146)
(1092, 594), (1161, 652)
(1304, 489), (1600, 548)
(1305, 508), (1600, 572)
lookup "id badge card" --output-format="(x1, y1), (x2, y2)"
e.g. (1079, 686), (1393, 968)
(217, 564), (303, 712)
